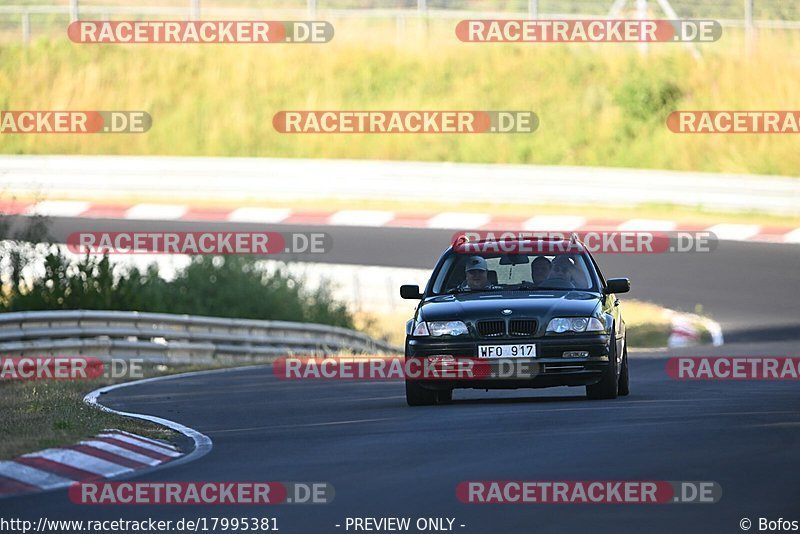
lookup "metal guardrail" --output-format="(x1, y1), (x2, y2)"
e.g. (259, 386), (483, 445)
(2, 1), (800, 45)
(0, 310), (400, 362)
(2, 3), (797, 24)
(3, 155), (796, 215)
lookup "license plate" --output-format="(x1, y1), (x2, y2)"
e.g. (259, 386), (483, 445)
(478, 344), (536, 359)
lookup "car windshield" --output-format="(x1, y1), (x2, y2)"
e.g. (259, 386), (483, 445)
(433, 251), (597, 294)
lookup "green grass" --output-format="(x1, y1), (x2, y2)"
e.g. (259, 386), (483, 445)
(0, 361), (235, 460)
(622, 300), (673, 348)
(1, 24), (799, 176)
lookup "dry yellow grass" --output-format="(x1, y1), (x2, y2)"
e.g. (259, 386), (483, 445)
(0, 23), (798, 176)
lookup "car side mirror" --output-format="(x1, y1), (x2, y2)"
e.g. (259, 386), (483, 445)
(606, 278), (630, 294)
(400, 284), (423, 300)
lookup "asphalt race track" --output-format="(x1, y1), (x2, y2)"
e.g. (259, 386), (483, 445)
(1, 220), (798, 533)
(16, 215), (800, 338)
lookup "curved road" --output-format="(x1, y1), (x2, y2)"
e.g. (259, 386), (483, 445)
(29, 216), (800, 338)
(1, 222), (798, 533)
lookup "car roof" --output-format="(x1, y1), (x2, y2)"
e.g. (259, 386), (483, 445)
(450, 235), (588, 254)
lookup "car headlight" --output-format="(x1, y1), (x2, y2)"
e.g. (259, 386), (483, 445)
(413, 321), (469, 336)
(546, 317), (605, 334)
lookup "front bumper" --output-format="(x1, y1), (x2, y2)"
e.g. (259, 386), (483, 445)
(405, 334), (611, 390)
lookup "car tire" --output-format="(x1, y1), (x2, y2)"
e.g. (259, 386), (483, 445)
(586, 339), (619, 400)
(405, 380), (437, 406)
(617, 344), (630, 396)
(436, 388), (453, 404)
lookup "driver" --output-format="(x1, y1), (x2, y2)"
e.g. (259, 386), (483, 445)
(547, 255), (577, 288)
(458, 256), (497, 291)
(531, 256), (552, 285)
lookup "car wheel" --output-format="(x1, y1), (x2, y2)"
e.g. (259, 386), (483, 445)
(617, 344), (630, 396)
(436, 388), (453, 404)
(405, 380), (437, 406)
(586, 340), (619, 400)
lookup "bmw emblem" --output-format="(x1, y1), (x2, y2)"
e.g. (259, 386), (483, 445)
(501, 309), (512, 315)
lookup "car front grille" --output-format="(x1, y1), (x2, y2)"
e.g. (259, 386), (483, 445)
(476, 320), (505, 337)
(509, 319), (537, 336)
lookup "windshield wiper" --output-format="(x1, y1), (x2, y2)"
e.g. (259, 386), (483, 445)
(446, 287), (498, 294)
(447, 287), (476, 294)
(533, 285), (575, 291)
(513, 281), (538, 290)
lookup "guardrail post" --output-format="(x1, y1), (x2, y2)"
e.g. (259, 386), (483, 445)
(396, 13), (406, 46)
(70, 0), (79, 22)
(745, 0), (754, 55)
(190, 0), (200, 19)
(528, 0), (538, 19)
(308, 0), (317, 18)
(22, 12), (31, 45)
(353, 272), (362, 312)
(636, 0), (648, 56)
(654, 0), (702, 60)
(417, 0), (428, 41)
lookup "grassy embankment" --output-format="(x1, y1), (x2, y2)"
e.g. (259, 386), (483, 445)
(0, 362), (229, 459)
(0, 23), (799, 176)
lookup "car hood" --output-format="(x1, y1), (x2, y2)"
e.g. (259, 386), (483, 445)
(418, 291), (602, 322)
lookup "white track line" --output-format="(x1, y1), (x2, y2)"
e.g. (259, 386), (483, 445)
(329, 210), (395, 227)
(0, 363), (402, 499)
(0, 462), (72, 488)
(427, 212), (491, 229)
(83, 368), (225, 475)
(782, 228), (800, 243)
(125, 204), (187, 220)
(25, 200), (90, 217)
(617, 219), (677, 232)
(521, 215), (587, 231)
(24, 449), (133, 477)
(706, 223), (762, 241)
(227, 207), (291, 223)
(110, 429), (180, 451)
(97, 433), (181, 457)
(79, 441), (162, 466)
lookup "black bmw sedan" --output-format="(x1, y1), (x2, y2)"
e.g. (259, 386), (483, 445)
(400, 237), (631, 406)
